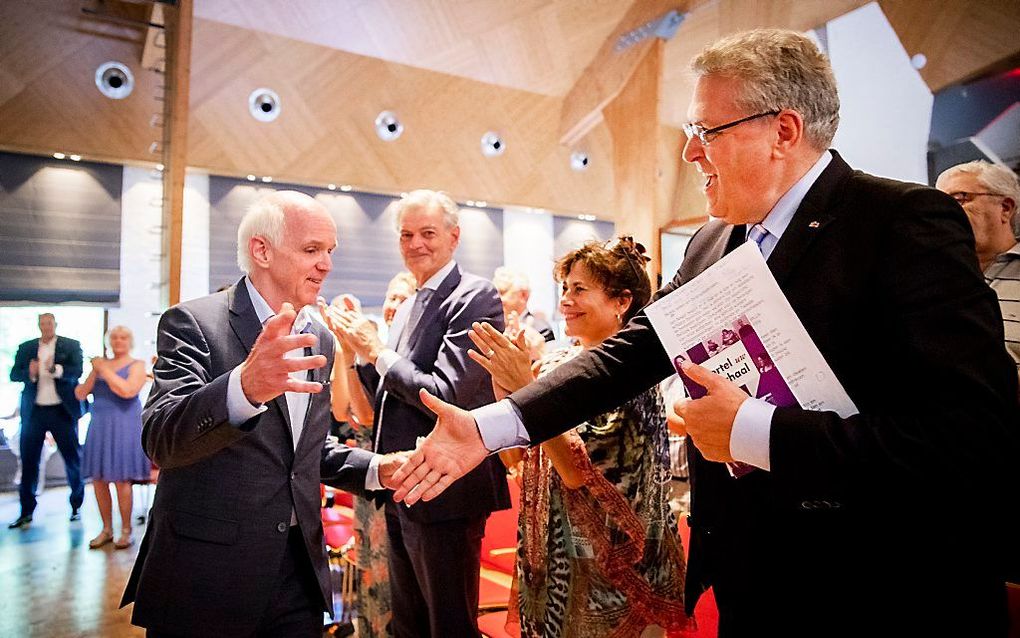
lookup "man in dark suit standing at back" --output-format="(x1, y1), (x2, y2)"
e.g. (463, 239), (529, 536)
(8, 312), (85, 529)
(122, 191), (409, 637)
(330, 189), (509, 637)
(391, 30), (1019, 636)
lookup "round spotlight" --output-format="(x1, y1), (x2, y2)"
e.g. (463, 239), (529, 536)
(910, 53), (927, 70)
(261, 176), (273, 183)
(155, 163), (165, 172)
(95, 61), (135, 99)
(248, 88), (281, 122)
(327, 183), (336, 191)
(375, 111), (403, 141)
(53, 153), (66, 160)
(246, 174), (257, 181)
(69, 155), (82, 162)
(480, 131), (505, 157)
(570, 151), (590, 172)
(339, 185), (353, 192)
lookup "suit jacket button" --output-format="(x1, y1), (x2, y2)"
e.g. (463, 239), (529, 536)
(290, 472), (296, 480)
(276, 522), (288, 533)
(801, 500), (815, 510)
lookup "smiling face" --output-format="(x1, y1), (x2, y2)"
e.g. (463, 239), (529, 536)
(108, 327), (133, 357)
(250, 193), (337, 310)
(682, 75), (782, 226)
(558, 263), (629, 348)
(399, 204), (460, 285)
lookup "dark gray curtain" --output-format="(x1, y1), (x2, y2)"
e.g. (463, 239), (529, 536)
(0, 152), (122, 304)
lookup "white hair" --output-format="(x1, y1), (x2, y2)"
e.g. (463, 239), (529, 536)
(691, 29), (841, 150)
(106, 325), (134, 350)
(236, 194), (286, 274)
(938, 161), (1020, 237)
(389, 189), (459, 232)
(493, 266), (530, 294)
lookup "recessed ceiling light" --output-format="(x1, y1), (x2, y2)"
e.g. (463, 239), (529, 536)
(246, 174), (256, 181)
(69, 155), (82, 162)
(375, 111), (403, 141)
(577, 214), (596, 221)
(261, 176), (273, 183)
(339, 185), (353, 192)
(480, 131), (505, 157)
(327, 183), (336, 190)
(155, 163), (165, 171)
(248, 88), (281, 122)
(465, 200), (476, 207)
(53, 153), (66, 160)
(570, 151), (590, 171)
(475, 201), (487, 208)
(400, 192), (408, 198)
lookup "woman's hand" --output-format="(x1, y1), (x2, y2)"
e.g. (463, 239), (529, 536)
(467, 321), (534, 395)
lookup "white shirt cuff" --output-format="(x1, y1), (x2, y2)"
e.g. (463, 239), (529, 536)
(365, 454), (383, 490)
(730, 397), (775, 471)
(472, 399), (531, 452)
(227, 365), (268, 426)
(375, 349), (401, 377)
(52, 364), (64, 379)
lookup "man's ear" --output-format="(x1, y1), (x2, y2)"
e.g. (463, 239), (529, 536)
(249, 235), (271, 269)
(772, 109), (805, 158)
(1000, 197), (1017, 225)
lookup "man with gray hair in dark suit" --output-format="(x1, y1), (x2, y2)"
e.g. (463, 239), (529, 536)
(122, 190), (408, 637)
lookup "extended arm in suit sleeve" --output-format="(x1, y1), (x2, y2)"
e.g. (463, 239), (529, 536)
(510, 278), (684, 445)
(142, 305), (255, 469)
(381, 281), (505, 416)
(768, 188), (1019, 501)
(320, 436), (376, 495)
(10, 342), (32, 383)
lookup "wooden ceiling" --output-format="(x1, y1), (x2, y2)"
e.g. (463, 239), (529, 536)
(196, 0), (1020, 128)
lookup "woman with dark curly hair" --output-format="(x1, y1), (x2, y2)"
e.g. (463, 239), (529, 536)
(469, 237), (690, 637)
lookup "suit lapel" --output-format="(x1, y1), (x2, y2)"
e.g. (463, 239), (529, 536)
(404, 264), (462, 355)
(766, 151), (852, 287)
(228, 278), (293, 432)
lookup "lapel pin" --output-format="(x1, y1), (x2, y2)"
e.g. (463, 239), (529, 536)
(808, 220), (820, 228)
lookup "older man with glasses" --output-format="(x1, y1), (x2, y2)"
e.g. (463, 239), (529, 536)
(937, 161), (1020, 374)
(393, 29), (1020, 636)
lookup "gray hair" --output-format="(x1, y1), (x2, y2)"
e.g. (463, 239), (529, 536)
(492, 266), (530, 294)
(106, 325), (134, 350)
(389, 189), (459, 232)
(236, 195), (286, 274)
(938, 160), (1020, 237)
(691, 29), (840, 150)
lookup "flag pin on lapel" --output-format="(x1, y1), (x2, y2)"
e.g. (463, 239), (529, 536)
(808, 221), (820, 228)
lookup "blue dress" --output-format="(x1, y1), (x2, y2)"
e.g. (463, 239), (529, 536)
(82, 362), (150, 482)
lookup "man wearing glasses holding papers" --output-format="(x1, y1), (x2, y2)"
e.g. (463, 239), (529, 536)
(391, 29), (1019, 636)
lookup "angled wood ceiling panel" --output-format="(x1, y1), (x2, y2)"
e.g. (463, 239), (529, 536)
(186, 18), (616, 215)
(0, 0), (161, 163)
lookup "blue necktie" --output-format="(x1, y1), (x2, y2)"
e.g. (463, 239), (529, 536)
(396, 289), (432, 356)
(747, 223), (770, 255)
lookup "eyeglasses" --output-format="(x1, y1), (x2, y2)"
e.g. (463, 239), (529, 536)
(946, 191), (1005, 205)
(682, 110), (780, 145)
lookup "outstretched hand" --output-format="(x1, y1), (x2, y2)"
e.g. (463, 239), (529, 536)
(673, 360), (748, 462)
(390, 389), (489, 505)
(240, 303), (326, 405)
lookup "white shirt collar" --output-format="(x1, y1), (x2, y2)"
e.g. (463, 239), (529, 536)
(418, 259), (457, 292)
(756, 150), (832, 241)
(243, 277), (312, 332)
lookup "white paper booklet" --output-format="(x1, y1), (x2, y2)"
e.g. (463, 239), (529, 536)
(646, 242), (857, 417)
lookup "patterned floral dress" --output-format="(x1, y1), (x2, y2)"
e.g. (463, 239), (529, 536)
(352, 423), (393, 637)
(510, 347), (691, 637)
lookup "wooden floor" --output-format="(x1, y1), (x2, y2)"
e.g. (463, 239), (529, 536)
(0, 485), (145, 637)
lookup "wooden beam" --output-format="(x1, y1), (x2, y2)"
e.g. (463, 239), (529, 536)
(162, 0), (191, 308)
(141, 3), (166, 73)
(603, 40), (669, 278)
(559, 0), (680, 147)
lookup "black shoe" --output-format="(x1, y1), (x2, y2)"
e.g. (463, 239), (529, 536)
(69, 509), (81, 522)
(7, 515), (32, 529)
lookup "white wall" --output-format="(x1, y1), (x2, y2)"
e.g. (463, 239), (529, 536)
(502, 207), (556, 321)
(108, 166), (163, 365)
(181, 172), (210, 302)
(826, 2), (932, 183)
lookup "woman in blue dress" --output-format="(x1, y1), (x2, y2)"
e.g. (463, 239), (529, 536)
(75, 326), (150, 549)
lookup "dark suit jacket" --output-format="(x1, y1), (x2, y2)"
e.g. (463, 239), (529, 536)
(10, 336), (85, 423)
(522, 310), (555, 342)
(121, 279), (375, 637)
(359, 264), (510, 522)
(510, 152), (1019, 634)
